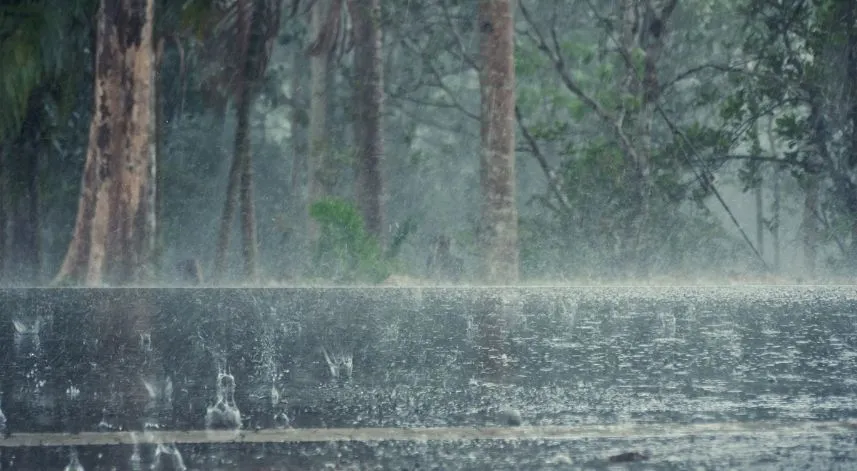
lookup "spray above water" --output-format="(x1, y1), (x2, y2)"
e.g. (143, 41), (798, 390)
(205, 372), (241, 430)
(322, 345), (353, 382)
(0, 395), (6, 436)
(13, 318), (43, 358)
(143, 376), (173, 430)
(63, 448), (84, 471)
(151, 443), (187, 471)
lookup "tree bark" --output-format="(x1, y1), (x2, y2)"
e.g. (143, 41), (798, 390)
(212, 0), (262, 282)
(307, 0), (335, 244)
(618, 0), (676, 271)
(213, 138), (242, 281)
(803, 176), (818, 278)
(290, 44), (308, 216)
(772, 172), (781, 271)
(54, 0), (156, 286)
(844, 0), (857, 266)
(238, 78), (258, 281)
(478, 0), (519, 284)
(350, 0), (385, 241)
(0, 144), (7, 283)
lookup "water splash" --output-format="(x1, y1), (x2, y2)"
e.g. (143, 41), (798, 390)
(271, 383), (290, 428)
(143, 376), (173, 430)
(129, 432), (142, 471)
(322, 345), (353, 381)
(96, 408), (116, 432)
(205, 372), (241, 430)
(63, 448), (84, 471)
(13, 317), (42, 358)
(658, 311), (677, 339)
(0, 395), (6, 436)
(152, 443), (187, 471)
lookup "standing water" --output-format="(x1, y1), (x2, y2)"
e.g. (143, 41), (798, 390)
(0, 286), (854, 469)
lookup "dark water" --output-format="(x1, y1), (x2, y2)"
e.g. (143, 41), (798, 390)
(0, 286), (855, 469)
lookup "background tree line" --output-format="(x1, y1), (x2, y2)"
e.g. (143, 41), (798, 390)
(0, 0), (855, 286)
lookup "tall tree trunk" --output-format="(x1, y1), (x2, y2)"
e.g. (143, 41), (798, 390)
(0, 144), (7, 283)
(618, 0), (676, 271)
(844, 0), (857, 267)
(153, 37), (167, 280)
(755, 185), (764, 258)
(803, 177), (818, 278)
(213, 139), (242, 281)
(54, 0), (156, 286)
(772, 172), (781, 271)
(290, 44), (308, 213)
(478, 0), (519, 284)
(307, 0), (335, 244)
(350, 0), (385, 241)
(238, 80), (258, 281)
(213, 0), (261, 282)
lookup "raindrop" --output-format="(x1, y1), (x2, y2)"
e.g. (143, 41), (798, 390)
(65, 384), (80, 400)
(139, 332), (152, 353)
(658, 311), (677, 339)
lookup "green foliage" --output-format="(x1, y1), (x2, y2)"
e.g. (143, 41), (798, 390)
(0, 0), (94, 142)
(309, 198), (392, 283)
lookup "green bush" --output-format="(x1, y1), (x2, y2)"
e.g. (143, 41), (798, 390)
(309, 198), (391, 283)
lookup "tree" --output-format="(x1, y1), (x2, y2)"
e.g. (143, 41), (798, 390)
(478, 0), (518, 283)
(54, 0), (156, 286)
(350, 0), (385, 242)
(718, 0), (857, 275)
(211, 0), (285, 282)
(306, 0), (338, 245)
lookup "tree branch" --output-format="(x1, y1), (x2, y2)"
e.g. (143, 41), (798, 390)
(514, 105), (572, 213)
(518, 1), (641, 167)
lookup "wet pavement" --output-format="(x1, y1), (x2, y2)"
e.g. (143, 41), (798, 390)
(0, 286), (855, 469)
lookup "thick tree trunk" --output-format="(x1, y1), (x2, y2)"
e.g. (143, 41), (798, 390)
(54, 0), (156, 286)
(478, 0), (519, 284)
(350, 0), (385, 241)
(844, 0), (857, 267)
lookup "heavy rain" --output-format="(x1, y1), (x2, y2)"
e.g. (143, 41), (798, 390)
(1, 0), (856, 469)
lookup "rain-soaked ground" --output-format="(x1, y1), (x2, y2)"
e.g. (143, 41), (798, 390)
(0, 286), (855, 469)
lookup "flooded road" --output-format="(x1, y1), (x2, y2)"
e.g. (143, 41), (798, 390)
(0, 286), (855, 468)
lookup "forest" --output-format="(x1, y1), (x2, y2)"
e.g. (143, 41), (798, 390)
(0, 0), (855, 286)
